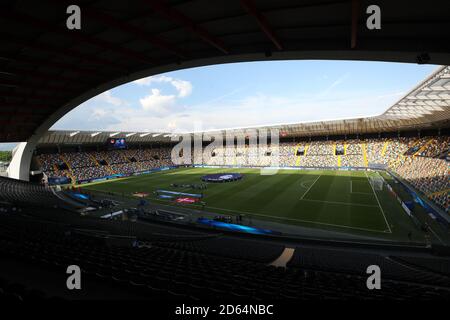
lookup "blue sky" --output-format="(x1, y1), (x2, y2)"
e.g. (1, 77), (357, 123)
(0, 60), (439, 151)
(52, 60), (438, 133)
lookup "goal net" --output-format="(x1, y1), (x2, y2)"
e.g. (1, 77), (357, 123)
(369, 176), (384, 191)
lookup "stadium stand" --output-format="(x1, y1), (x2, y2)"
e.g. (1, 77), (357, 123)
(0, 208), (449, 300)
(417, 136), (450, 158)
(37, 136), (449, 212)
(37, 147), (174, 183)
(153, 237), (285, 263)
(394, 156), (449, 212)
(0, 176), (86, 211)
(287, 247), (450, 287)
(390, 256), (450, 277)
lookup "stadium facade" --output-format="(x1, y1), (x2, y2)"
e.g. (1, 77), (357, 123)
(1, 0), (450, 303)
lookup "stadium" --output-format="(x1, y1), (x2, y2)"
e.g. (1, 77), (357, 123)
(0, 0), (449, 307)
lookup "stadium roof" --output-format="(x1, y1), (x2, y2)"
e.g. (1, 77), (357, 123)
(37, 65), (450, 145)
(1, 0), (450, 143)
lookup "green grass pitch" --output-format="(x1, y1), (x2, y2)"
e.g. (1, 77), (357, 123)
(81, 167), (422, 240)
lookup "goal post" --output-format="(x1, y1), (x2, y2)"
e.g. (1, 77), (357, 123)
(369, 175), (384, 191)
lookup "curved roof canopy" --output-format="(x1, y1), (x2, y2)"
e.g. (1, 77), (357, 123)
(1, 0), (450, 142)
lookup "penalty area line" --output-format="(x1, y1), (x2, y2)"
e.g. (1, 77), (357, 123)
(300, 175), (321, 200)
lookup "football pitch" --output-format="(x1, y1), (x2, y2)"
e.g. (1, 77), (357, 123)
(81, 167), (421, 239)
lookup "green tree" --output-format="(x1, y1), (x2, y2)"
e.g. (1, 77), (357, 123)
(0, 151), (12, 162)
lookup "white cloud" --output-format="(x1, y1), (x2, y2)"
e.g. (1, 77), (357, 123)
(95, 90), (127, 106)
(133, 75), (192, 98)
(171, 79), (192, 97)
(51, 90), (130, 131)
(91, 108), (108, 120)
(133, 75), (172, 86)
(139, 89), (177, 115)
(53, 86), (405, 134)
(134, 76), (192, 116)
(53, 66), (412, 134)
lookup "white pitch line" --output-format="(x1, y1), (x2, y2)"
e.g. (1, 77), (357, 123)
(300, 180), (316, 189)
(300, 175), (321, 200)
(427, 225), (445, 245)
(366, 171), (392, 233)
(300, 198), (379, 208)
(202, 205), (391, 234)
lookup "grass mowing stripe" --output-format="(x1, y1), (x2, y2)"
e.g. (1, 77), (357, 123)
(83, 167), (412, 237)
(241, 171), (302, 212)
(80, 167), (196, 188)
